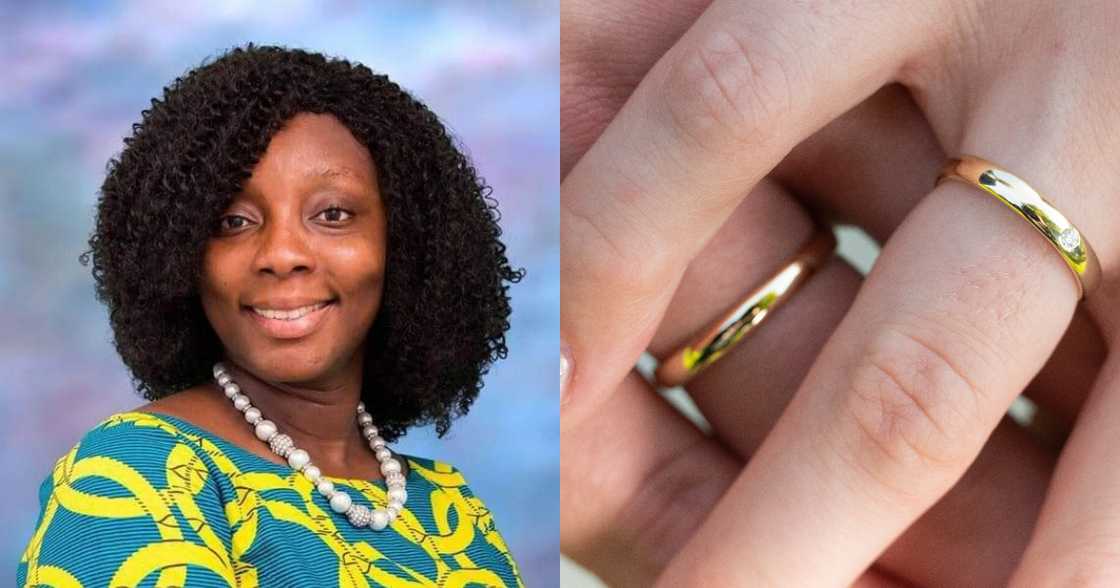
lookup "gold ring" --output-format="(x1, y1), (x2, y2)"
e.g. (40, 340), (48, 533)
(653, 227), (836, 388)
(937, 155), (1100, 299)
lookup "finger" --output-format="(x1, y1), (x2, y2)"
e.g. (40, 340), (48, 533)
(770, 83), (1107, 429)
(561, 0), (710, 177)
(880, 417), (1053, 586)
(851, 569), (914, 588)
(656, 150), (1109, 585)
(652, 180), (1056, 586)
(646, 178), (828, 450)
(561, 0), (944, 429)
(1010, 348), (1120, 585)
(561, 371), (908, 588)
(562, 178), (904, 587)
(1020, 309), (1104, 429)
(561, 371), (738, 587)
(772, 83), (941, 244)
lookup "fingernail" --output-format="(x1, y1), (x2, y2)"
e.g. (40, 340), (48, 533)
(560, 340), (572, 407)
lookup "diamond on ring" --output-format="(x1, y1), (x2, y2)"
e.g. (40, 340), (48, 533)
(1058, 227), (1081, 251)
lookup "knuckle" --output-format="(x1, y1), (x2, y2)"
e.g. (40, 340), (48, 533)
(660, 27), (794, 151)
(840, 324), (987, 488)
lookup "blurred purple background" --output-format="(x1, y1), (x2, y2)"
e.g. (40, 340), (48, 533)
(0, 1), (558, 585)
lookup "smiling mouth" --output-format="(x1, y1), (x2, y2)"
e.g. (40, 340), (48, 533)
(243, 299), (337, 339)
(250, 300), (333, 320)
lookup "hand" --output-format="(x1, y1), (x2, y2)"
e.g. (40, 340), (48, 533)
(563, 82), (1097, 586)
(561, 0), (1120, 585)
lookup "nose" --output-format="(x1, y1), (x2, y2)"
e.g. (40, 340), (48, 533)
(251, 215), (315, 277)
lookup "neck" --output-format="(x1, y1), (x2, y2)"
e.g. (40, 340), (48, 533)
(219, 356), (367, 469)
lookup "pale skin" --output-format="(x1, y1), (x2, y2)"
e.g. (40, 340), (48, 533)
(561, 0), (1120, 585)
(137, 112), (408, 482)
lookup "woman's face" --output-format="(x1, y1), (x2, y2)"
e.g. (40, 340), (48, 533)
(200, 112), (387, 385)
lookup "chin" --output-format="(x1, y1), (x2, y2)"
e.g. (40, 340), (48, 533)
(238, 348), (339, 385)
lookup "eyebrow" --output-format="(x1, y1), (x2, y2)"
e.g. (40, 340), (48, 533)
(308, 166), (362, 182)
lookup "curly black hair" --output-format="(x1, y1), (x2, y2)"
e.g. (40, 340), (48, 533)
(79, 42), (525, 442)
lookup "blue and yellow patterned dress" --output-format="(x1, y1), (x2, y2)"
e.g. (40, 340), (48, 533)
(17, 410), (524, 587)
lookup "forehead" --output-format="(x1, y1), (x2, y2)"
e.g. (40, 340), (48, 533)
(242, 112), (377, 191)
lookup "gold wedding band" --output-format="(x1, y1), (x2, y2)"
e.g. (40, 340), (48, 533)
(937, 155), (1100, 299)
(653, 227), (836, 388)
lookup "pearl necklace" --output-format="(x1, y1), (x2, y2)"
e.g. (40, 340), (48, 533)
(211, 362), (407, 531)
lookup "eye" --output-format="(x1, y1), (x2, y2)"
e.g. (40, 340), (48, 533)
(217, 214), (253, 233)
(315, 206), (354, 223)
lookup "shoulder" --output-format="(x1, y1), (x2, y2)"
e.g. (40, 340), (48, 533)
(399, 454), (496, 519)
(396, 454), (525, 584)
(36, 410), (221, 503)
(398, 454), (495, 508)
(74, 410), (206, 461)
(19, 411), (238, 586)
(399, 453), (474, 487)
(83, 409), (198, 445)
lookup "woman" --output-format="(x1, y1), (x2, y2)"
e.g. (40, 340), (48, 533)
(18, 43), (525, 586)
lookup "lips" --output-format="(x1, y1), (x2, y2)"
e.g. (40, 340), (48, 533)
(251, 301), (331, 320)
(244, 299), (337, 339)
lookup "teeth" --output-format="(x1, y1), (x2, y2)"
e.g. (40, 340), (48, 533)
(252, 301), (329, 321)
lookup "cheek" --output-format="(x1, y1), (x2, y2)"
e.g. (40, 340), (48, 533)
(199, 249), (244, 328)
(332, 240), (386, 305)
(202, 248), (235, 293)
